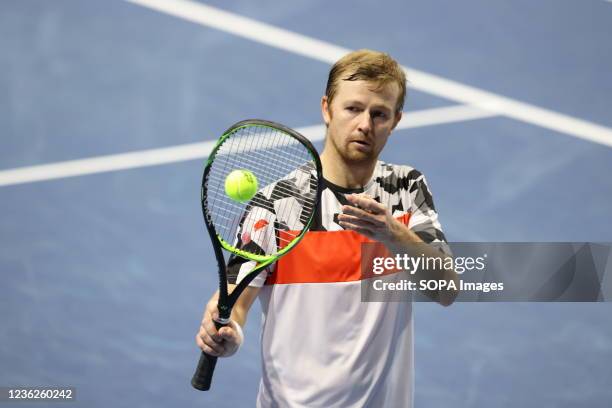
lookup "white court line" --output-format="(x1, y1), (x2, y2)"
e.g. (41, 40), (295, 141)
(0, 105), (494, 187)
(0, 140), (216, 187)
(396, 104), (495, 130)
(125, 0), (612, 148)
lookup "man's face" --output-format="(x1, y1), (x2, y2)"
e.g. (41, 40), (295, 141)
(322, 79), (402, 164)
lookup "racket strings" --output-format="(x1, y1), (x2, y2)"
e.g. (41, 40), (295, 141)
(206, 175), (316, 248)
(205, 124), (318, 256)
(207, 175), (317, 205)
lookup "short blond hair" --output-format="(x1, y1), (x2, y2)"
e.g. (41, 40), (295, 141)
(325, 49), (407, 113)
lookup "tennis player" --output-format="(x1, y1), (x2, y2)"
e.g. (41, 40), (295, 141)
(196, 49), (458, 407)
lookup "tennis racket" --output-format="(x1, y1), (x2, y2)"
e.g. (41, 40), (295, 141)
(191, 119), (323, 391)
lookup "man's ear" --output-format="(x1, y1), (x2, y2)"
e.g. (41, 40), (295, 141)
(391, 111), (403, 131)
(321, 96), (331, 126)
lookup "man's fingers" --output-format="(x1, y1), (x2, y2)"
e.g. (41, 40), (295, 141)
(202, 307), (224, 343)
(196, 332), (219, 356)
(345, 194), (385, 214)
(196, 291), (236, 357)
(338, 220), (375, 238)
(201, 342), (222, 357)
(200, 323), (221, 347)
(203, 319), (222, 343)
(338, 213), (379, 229)
(341, 206), (384, 226)
(341, 204), (370, 217)
(197, 324), (241, 357)
(196, 330), (224, 355)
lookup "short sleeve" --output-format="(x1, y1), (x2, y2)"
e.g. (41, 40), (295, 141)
(227, 257), (271, 288)
(406, 171), (451, 256)
(226, 196), (279, 288)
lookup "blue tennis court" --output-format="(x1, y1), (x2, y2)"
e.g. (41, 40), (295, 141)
(1, 1), (611, 406)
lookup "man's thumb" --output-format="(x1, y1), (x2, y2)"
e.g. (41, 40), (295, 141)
(219, 327), (236, 341)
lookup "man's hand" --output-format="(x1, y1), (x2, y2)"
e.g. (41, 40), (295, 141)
(338, 193), (458, 306)
(195, 295), (243, 357)
(338, 193), (404, 245)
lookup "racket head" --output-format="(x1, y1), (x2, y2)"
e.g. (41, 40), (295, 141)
(201, 119), (322, 274)
(193, 120), (322, 392)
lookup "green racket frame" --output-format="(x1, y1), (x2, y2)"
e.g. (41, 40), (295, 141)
(191, 119), (323, 391)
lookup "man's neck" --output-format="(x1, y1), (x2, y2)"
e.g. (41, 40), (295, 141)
(320, 149), (377, 189)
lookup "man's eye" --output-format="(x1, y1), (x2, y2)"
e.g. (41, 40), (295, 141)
(372, 111), (387, 119)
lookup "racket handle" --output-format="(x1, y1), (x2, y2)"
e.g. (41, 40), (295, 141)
(191, 320), (227, 391)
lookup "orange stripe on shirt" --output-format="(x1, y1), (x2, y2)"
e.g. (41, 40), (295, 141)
(265, 213), (411, 285)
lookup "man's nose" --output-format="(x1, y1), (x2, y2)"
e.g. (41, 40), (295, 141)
(357, 111), (372, 135)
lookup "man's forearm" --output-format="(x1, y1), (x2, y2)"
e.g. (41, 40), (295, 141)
(384, 221), (459, 306)
(227, 284), (260, 327)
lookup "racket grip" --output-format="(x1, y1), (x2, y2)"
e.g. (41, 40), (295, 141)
(191, 320), (227, 391)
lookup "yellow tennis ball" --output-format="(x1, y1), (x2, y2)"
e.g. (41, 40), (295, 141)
(225, 169), (258, 202)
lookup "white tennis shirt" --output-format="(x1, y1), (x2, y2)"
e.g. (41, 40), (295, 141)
(228, 161), (447, 407)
